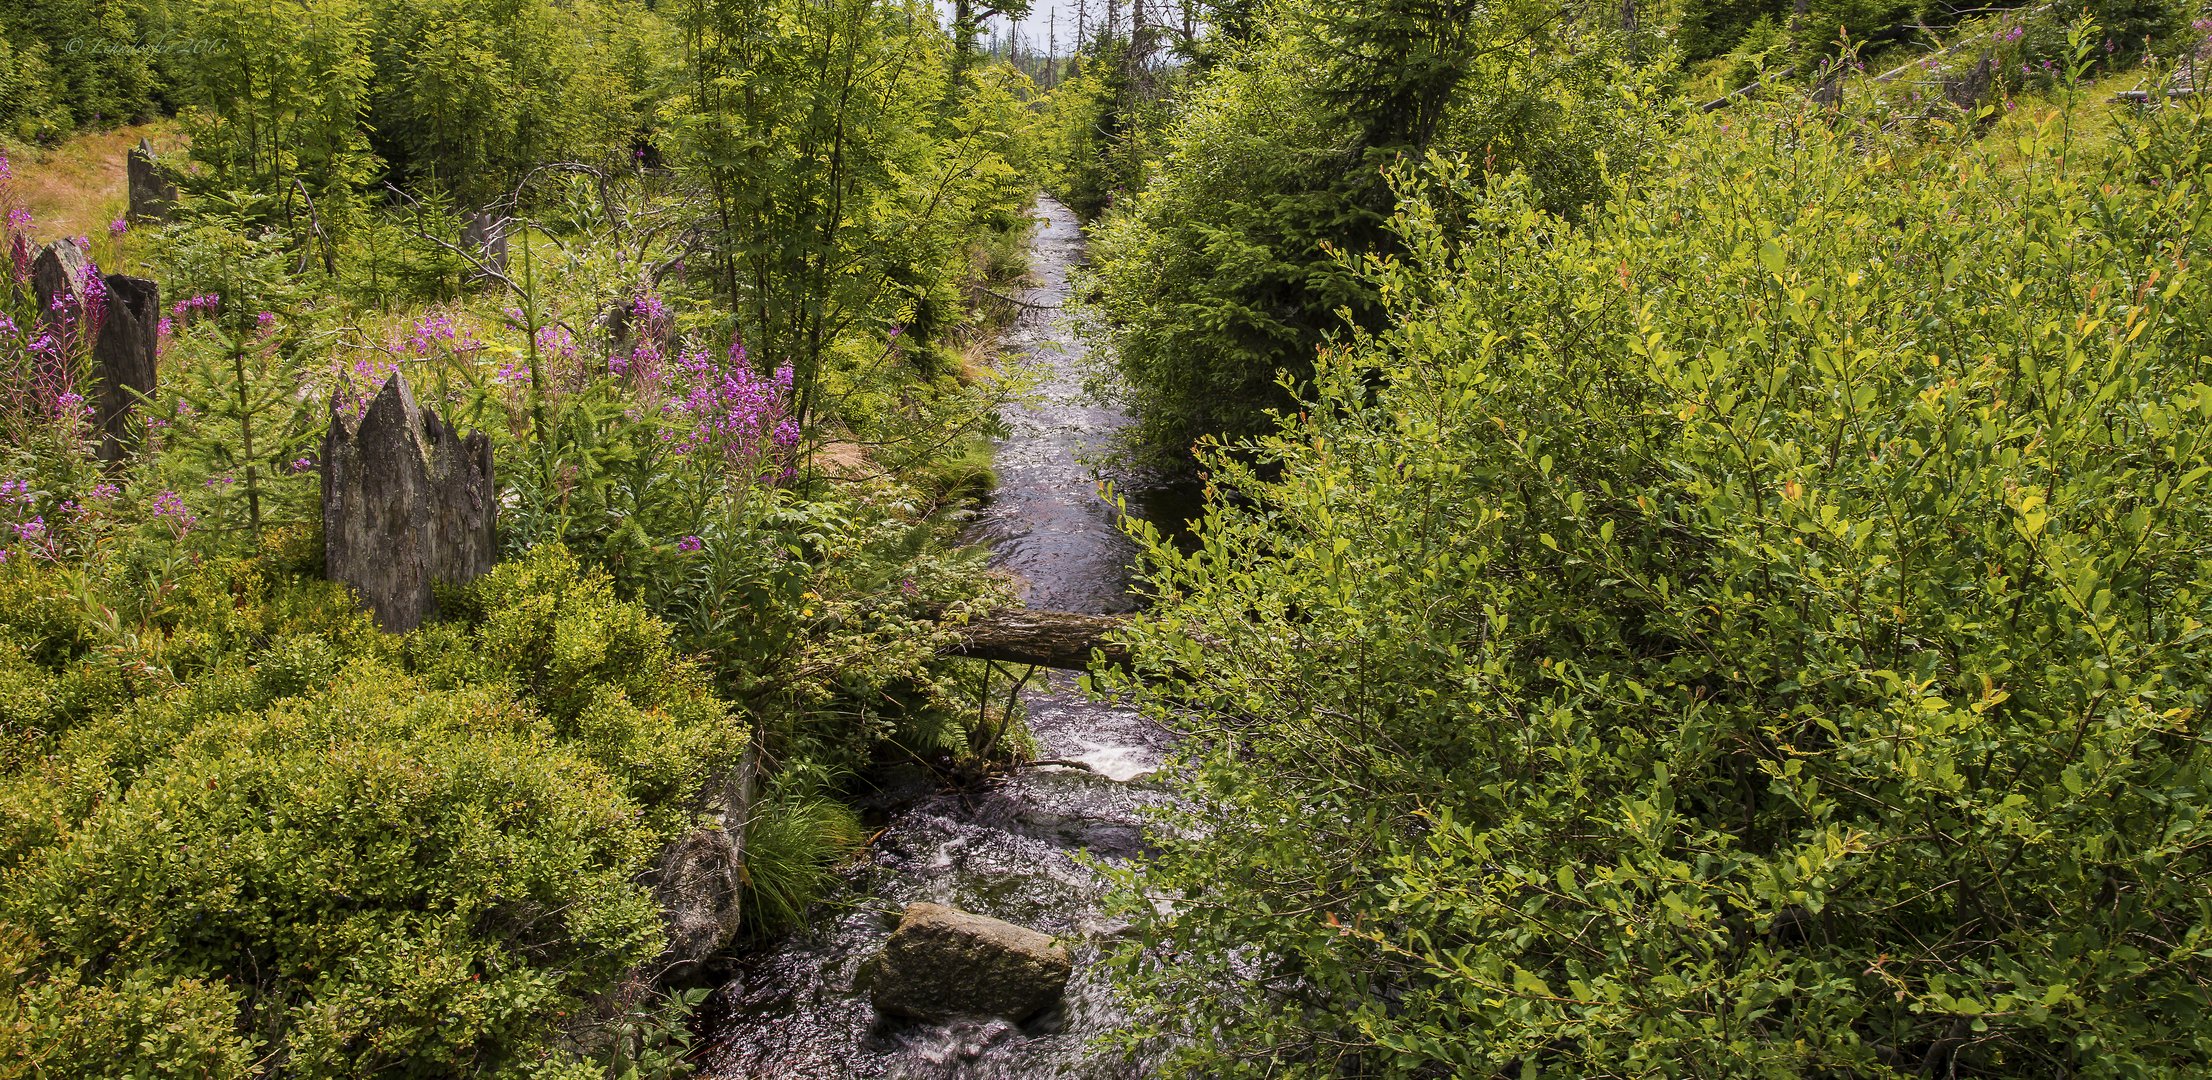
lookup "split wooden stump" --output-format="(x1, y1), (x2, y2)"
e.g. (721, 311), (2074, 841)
(30, 241), (158, 462)
(322, 372), (496, 632)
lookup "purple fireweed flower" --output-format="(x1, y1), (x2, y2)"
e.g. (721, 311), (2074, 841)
(13, 517), (43, 542)
(171, 294), (219, 325)
(657, 338), (799, 481)
(677, 535), (703, 552)
(406, 313), (481, 357)
(632, 293), (669, 332)
(109, 217), (128, 236)
(150, 490), (198, 532)
(79, 270), (109, 336)
(292, 457), (314, 471)
(6, 208), (29, 233)
(88, 482), (119, 501)
(535, 324), (576, 361)
(256, 311), (276, 334)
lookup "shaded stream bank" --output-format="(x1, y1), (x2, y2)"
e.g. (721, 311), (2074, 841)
(696, 196), (1188, 1078)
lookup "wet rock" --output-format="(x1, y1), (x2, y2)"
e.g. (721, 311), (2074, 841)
(869, 902), (1070, 1022)
(321, 372), (495, 631)
(649, 749), (757, 977)
(126, 138), (177, 223)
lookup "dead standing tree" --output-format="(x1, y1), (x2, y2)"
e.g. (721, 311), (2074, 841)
(30, 241), (159, 463)
(321, 372), (497, 632)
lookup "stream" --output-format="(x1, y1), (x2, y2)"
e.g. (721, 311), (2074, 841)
(696, 196), (1190, 1079)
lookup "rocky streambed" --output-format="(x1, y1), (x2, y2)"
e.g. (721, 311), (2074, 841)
(694, 196), (1192, 1079)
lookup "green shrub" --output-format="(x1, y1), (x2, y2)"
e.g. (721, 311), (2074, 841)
(0, 926), (256, 1079)
(0, 539), (763, 1076)
(1105, 72), (2212, 1077)
(5, 665), (667, 1075)
(1085, 0), (1662, 453)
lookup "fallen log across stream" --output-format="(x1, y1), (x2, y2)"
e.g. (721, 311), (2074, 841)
(943, 610), (1130, 671)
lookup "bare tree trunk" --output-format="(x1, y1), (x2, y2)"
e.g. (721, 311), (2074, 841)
(945, 611), (1131, 671)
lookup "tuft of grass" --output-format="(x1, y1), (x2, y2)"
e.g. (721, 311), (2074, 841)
(740, 771), (866, 934)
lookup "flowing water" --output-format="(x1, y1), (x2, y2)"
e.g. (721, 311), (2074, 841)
(696, 197), (1190, 1079)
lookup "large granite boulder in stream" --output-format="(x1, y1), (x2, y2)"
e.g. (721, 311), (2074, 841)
(870, 902), (1071, 1022)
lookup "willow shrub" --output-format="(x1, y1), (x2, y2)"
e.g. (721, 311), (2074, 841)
(1106, 62), (2212, 1078)
(1083, 0), (1662, 454)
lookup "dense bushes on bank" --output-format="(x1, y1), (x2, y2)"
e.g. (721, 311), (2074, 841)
(1078, 0), (1663, 454)
(0, 0), (1042, 1065)
(0, 541), (733, 1075)
(1107, 41), (2212, 1076)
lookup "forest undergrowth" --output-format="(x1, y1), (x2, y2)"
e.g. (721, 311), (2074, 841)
(1059, 6), (2212, 1076)
(6, 0), (2212, 1074)
(0, 0), (1054, 1075)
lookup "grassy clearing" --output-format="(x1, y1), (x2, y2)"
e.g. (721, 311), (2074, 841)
(5, 120), (183, 272)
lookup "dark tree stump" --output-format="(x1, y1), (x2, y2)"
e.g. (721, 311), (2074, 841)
(322, 373), (496, 632)
(1943, 51), (1997, 113)
(461, 212), (509, 277)
(31, 241), (159, 461)
(126, 138), (177, 223)
(29, 241), (90, 320)
(91, 275), (158, 462)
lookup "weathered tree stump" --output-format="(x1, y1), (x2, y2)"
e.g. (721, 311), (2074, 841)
(321, 372), (496, 632)
(943, 610), (1130, 670)
(126, 138), (177, 223)
(31, 241), (159, 461)
(29, 240), (90, 317)
(1943, 51), (1997, 113)
(91, 275), (159, 462)
(461, 212), (509, 277)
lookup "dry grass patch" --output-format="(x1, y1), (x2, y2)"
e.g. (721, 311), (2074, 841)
(5, 121), (184, 272)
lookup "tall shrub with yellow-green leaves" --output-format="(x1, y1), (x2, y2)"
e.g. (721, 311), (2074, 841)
(1107, 35), (2212, 1077)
